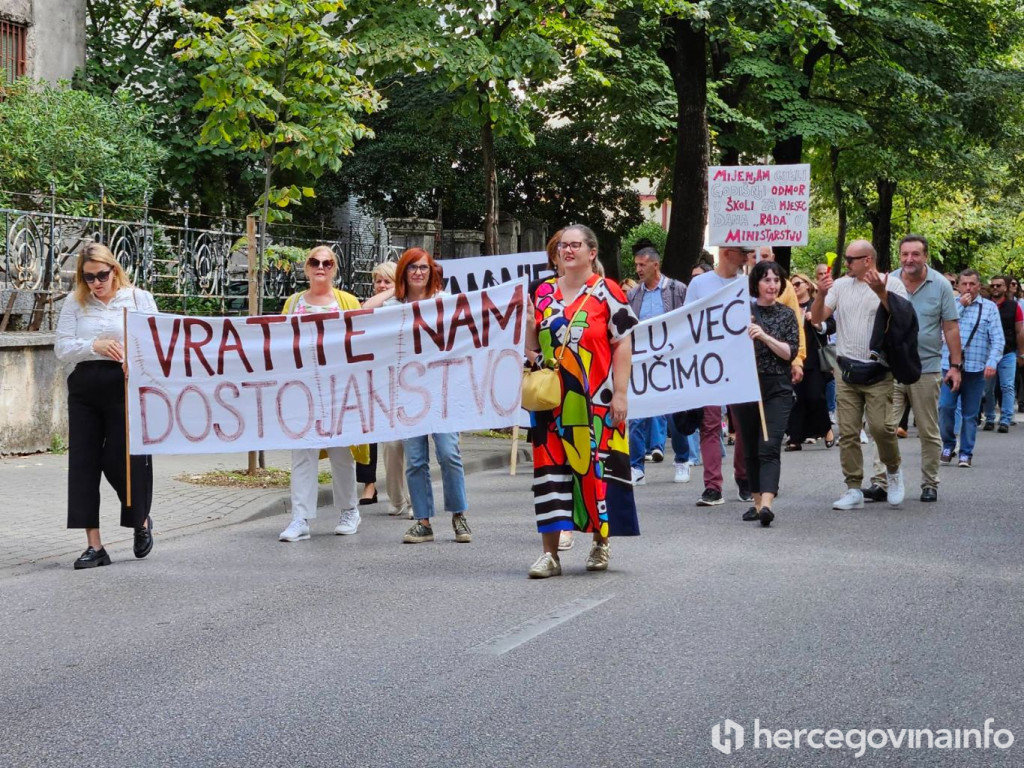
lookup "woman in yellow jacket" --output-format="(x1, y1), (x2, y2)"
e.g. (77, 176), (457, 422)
(278, 246), (369, 541)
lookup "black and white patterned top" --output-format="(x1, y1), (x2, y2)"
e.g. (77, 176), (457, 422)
(752, 301), (799, 376)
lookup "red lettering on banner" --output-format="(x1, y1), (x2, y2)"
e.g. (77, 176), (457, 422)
(427, 358), (467, 418)
(290, 315), (303, 369)
(412, 297), (445, 353)
(213, 382), (244, 440)
(466, 352), (491, 414)
(333, 373), (368, 435)
(139, 386), (173, 444)
(241, 380), (276, 438)
(343, 309), (375, 364)
(277, 380), (314, 439)
(481, 284), (524, 345)
(245, 315), (287, 371)
(397, 362), (430, 425)
(446, 294), (481, 351)
(175, 385), (212, 442)
(367, 368), (396, 430)
(217, 320), (253, 375)
(148, 317), (181, 378)
(490, 349), (524, 416)
(299, 311), (339, 366)
(182, 319), (216, 377)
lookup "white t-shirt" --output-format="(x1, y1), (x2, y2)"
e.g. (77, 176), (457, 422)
(824, 275), (908, 362)
(683, 270), (745, 306)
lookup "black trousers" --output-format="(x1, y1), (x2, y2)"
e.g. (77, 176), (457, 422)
(67, 361), (153, 529)
(356, 443), (378, 484)
(734, 373), (793, 497)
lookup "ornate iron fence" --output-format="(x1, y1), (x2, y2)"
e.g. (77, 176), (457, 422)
(0, 193), (389, 331)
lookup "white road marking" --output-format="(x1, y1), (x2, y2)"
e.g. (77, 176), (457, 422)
(470, 595), (614, 656)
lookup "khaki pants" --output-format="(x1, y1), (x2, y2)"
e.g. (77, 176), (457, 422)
(836, 375), (901, 488)
(871, 373), (942, 491)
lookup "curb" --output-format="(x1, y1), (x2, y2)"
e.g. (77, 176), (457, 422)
(242, 446), (532, 524)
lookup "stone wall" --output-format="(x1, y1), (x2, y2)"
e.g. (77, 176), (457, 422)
(0, 0), (86, 84)
(0, 333), (68, 454)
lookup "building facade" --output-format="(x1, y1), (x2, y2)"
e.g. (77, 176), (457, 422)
(1, 0), (85, 85)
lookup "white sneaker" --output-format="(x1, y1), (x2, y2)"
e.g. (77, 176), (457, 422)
(885, 469), (905, 506)
(334, 508), (361, 535)
(279, 518), (310, 542)
(631, 467), (646, 486)
(832, 488), (865, 510)
(673, 463), (691, 483)
(388, 504), (413, 519)
(860, 429), (869, 444)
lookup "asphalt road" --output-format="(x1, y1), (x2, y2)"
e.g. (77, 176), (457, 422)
(3, 428), (1023, 767)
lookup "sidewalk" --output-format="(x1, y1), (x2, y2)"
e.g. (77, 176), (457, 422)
(0, 433), (530, 572)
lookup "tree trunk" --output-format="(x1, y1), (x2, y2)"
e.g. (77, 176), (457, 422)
(830, 146), (847, 271)
(480, 121), (499, 255)
(659, 16), (708, 281)
(770, 136), (804, 273)
(872, 178), (897, 272)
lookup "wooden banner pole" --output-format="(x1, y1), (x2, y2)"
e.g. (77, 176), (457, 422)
(757, 399), (769, 442)
(246, 215), (259, 475)
(510, 425), (520, 476)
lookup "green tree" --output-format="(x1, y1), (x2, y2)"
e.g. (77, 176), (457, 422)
(0, 78), (165, 212)
(173, 0), (382, 304)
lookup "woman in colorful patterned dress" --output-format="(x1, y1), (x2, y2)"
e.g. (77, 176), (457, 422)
(525, 225), (638, 578)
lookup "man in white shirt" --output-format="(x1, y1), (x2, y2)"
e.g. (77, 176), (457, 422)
(811, 239), (909, 510)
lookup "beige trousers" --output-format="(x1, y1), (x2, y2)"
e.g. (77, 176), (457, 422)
(871, 373), (942, 491)
(381, 440), (410, 513)
(836, 375), (901, 488)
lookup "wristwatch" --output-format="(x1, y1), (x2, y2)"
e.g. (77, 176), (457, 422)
(950, 362), (963, 371)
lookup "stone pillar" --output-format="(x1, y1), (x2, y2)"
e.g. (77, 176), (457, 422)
(449, 230), (484, 259)
(384, 218), (441, 255)
(519, 218), (547, 254)
(497, 213), (521, 255)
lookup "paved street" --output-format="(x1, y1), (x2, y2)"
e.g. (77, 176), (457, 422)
(2, 425), (1023, 766)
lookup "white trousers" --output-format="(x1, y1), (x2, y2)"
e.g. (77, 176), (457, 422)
(290, 447), (357, 520)
(381, 440), (410, 512)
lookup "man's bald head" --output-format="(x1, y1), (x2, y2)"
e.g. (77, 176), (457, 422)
(844, 239), (876, 278)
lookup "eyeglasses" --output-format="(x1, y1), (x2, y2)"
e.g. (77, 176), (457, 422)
(307, 257), (335, 269)
(556, 241), (585, 252)
(844, 255), (869, 263)
(83, 269), (112, 284)
(407, 264), (431, 273)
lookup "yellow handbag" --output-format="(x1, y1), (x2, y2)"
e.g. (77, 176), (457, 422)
(521, 282), (597, 412)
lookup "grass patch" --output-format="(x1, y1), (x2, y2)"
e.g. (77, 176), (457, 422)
(470, 428), (516, 440)
(177, 467), (331, 488)
(49, 434), (68, 454)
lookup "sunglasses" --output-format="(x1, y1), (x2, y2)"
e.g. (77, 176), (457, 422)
(83, 269), (112, 284)
(791, 280), (805, 287)
(844, 255), (869, 263)
(307, 257), (335, 269)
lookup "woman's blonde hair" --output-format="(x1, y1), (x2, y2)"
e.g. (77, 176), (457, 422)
(372, 261), (397, 283)
(793, 272), (815, 298)
(304, 245), (339, 282)
(74, 242), (130, 306)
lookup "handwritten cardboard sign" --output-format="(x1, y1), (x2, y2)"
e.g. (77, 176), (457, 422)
(708, 164), (811, 247)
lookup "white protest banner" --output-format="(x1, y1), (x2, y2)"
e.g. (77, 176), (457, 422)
(126, 280), (527, 454)
(627, 280), (760, 419)
(441, 251), (552, 295)
(708, 163), (810, 247)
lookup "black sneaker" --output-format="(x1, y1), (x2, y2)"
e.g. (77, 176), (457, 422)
(862, 484), (887, 503)
(998, 424), (1010, 434)
(920, 487), (938, 502)
(650, 448), (665, 463)
(697, 489), (724, 506)
(736, 478), (753, 503)
(742, 506), (759, 521)
(983, 422), (995, 431)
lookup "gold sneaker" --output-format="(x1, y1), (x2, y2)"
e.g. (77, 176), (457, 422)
(585, 541), (610, 571)
(557, 531), (574, 551)
(528, 552), (562, 579)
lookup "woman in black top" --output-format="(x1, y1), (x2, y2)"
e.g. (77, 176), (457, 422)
(786, 272), (836, 450)
(734, 260), (800, 527)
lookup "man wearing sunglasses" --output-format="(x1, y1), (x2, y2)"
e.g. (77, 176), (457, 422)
(811, 240), (909, 510)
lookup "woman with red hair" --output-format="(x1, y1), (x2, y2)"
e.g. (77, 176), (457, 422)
(383, 248), (472, 544)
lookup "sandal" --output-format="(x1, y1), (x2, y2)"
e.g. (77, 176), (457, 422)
(784, 443), (802, 452)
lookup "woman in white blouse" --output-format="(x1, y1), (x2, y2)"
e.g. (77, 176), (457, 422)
(55, 243), (158, 569)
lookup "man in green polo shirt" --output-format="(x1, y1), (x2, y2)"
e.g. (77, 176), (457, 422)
(865, 235), (963, 503)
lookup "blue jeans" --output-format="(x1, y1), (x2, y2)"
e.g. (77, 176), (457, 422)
(688, 432), (701, 464)
(629, 416), (668, 469)
(403, 432), (467, 520)
(940, 371), (986, 458)
(666, 415), (691, 466)
(826, 378), (837, 414)
(983, 352), (1017, 426)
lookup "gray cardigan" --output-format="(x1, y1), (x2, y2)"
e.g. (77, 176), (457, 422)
(627, 275), (687, 317)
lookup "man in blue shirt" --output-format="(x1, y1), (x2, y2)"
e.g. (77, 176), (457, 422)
(939, 269), (1004, 468)
(627, 246), (688, 484)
